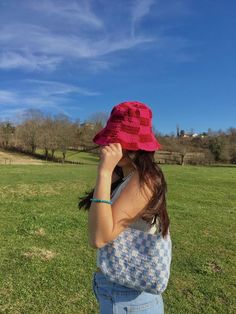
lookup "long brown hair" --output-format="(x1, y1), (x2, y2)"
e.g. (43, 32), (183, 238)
(78, 150), (170, 237)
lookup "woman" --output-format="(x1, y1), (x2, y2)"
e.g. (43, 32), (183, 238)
(79, 101), (170, 313)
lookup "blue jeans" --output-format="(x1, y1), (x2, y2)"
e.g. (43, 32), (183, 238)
(92, 271), (164, 313)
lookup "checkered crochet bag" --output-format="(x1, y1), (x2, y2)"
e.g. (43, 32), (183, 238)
(98, 226), (172, 295)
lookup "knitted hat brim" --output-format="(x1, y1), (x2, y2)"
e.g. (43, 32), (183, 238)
(93, 127), (161, 151)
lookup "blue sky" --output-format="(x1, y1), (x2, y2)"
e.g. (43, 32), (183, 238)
(0, 0), (235, 135)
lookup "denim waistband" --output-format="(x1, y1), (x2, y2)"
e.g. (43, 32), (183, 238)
(94, 271), (119, 286)
(93, 271), (144, 294)
(92, 271), (163, 302)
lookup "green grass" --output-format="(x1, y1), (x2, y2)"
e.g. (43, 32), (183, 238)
(0, 163), (235, 313)
(35, 148), (99, 164)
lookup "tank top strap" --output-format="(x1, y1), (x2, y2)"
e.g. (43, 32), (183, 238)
(111, 173), (134, 201)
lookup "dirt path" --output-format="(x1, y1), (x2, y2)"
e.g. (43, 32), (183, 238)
(0, 150), (45, 165)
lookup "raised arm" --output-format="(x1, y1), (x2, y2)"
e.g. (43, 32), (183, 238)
(88, 143), (152, 248)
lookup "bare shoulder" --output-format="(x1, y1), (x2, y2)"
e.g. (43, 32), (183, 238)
(113, 171), (153, 218)
(102, 171), (154, 245)
(122, 171), (153, 202)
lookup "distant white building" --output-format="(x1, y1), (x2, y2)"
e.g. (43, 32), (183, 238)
(183, 132), (199, 138)
(80, 122), (95, 129)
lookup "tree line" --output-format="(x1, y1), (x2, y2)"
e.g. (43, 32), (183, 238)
(0, 109), (105, 162)
(0, 108), (235, 164)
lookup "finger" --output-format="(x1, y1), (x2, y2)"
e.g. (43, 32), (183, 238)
(108, 143), (122, 152)
(101, 146), (113, 153)
(101, 144), (110, 149)
(104, 146), (119, 156)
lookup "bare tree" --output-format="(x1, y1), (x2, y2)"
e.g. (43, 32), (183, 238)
(208, 137), (224, 161)
(15, 109), (44, 153)
(86, 111), (109, 127)
(227, 127), (236, 163)
(54, 114), (76, 162)
(176, 124), (180, 137)
(0, 121), (15, 148)
(38, 116), (58, 160)
(77, 123), (98, 149)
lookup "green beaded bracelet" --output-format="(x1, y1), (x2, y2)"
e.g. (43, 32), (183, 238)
(90, 198), (112, 204)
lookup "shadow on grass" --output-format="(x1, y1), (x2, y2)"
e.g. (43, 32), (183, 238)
(209, 164), (236, 168)
(78, 156), (98, 163)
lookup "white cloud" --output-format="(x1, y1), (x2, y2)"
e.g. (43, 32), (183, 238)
(0, 0), (157, 73)
(131, 0), (155, 36)
(24, 79), (100, 96)
(0, 80), (99, 119)
(0, 22), (154, 57)
(0, 89), (57, 108)
(0, 0), (193, 74)
(0, 51), (62, 71)
(86, 60), (112, 73)
(0, 22), (154, 72)
(0, 107), (29, 123)
(29, 0), (104, 29)
(0, 90), (18, 104)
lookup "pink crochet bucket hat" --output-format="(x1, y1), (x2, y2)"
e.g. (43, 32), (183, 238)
(93, 101), (161, 151)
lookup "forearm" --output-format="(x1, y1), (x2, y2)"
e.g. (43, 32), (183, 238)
(88, 170), (113, 248)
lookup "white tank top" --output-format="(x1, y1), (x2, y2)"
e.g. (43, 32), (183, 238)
(96, 173), (159, 267)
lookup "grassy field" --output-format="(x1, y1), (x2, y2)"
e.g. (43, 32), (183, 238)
(0, 161), (235, 313)
(35, 148), (99, 164)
